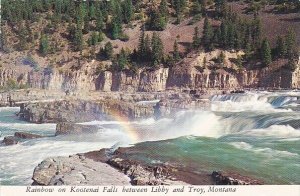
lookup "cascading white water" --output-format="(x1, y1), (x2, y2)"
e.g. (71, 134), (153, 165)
(210, 91), (300, 112)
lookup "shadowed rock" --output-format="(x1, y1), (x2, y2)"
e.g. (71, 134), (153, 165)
(55, 122), (99, 136)
(14, 132), (44, 139)
(2, 132), (44, 146)
(211, 171), (263, 185)
(2, 136), (20, 146)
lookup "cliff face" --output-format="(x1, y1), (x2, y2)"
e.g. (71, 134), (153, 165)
(167, 69), (240, 90)
(1, 53), (299, 93)
(167, 52), (300, 91)
(95, 68), (169, 92)
(0, 68), (29, 87)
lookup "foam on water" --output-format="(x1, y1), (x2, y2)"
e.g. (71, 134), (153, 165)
(210, 91), (300, 112)
(230, 142), (298, 157)
(238, 125), (300, 138)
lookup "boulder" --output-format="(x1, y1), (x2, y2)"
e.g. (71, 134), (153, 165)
(32, 158), (62, 185)
(55, 122), (99, 136)
(32, 155), (131, 185)
(14, 132), (43, 139)
(2, 136), (19, 146)
(2, 132), (44, 146)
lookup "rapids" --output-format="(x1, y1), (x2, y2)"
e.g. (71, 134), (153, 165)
(0, 91), (300, 184)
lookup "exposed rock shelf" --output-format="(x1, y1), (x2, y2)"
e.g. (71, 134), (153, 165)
(18, 99), (154, 123)
(32, 147), (263, 186)
(32, 155), (131, 186)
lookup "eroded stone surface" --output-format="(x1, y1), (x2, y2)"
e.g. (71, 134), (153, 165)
(32, 155), (131, 185)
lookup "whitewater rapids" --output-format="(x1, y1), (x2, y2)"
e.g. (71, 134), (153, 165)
(0, 91), (300, 184)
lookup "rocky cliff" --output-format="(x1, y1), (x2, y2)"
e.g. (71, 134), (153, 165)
(1, 52), (299, 94)
(167, 51), (300, 91)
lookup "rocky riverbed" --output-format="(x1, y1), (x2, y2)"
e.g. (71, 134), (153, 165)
(32, 147), (263, 186)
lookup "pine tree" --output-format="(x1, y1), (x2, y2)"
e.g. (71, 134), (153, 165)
(192, 26), (200, 49)
(285, 28), (296, 58)
(260, 38), (272, 66)
(83, 15), (90, 34)
(18, 26), (28, 50)
(111, 18), (122, 39)
(76, 2), (86, 29)
(98, 31), (104, 42)
(159, 0), (168, 18)
(173, 39), (180, 61)
(252, 17), (262, 50)
(55, 0), (62, 15)
(151, 32), (164, 66)
(103, 42), (113, 60)
(25, 21), (33, 43)
(148, 9), (167, 31)
(122, 0), (133, 23)
(144, 34), (151, 61)
(227, 23), (235, 49)
(42, 0), (51, 11)
(202, 17), (213, 51)
(213, 28), (221, 47)
(89, 31), (98, 46)
(89, 3), (96, 20)
(275, 36), (287, 58)
(138, 27), (145, 60)
(191, 0), (202, 15)
(244, 42), (252, 60)
(39, 34), (49, 56)
(111, 2), (123, 39)
(173, 0), (186, 23)
(234, 30), (241, 50)
(0, 28), (9, 52)
(220, 21), (227, 48)
(215, 0), (226, 18)
(67, 0), (76, 18)
(117, 48), (129, 70)
(96, 10), (104, 32)
(203, 57), (207, 68)
(201, 0), (207, 15)
(74, 22), (83, 52)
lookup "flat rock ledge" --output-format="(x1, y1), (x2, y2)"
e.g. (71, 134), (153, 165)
(32, 155), (131, 185)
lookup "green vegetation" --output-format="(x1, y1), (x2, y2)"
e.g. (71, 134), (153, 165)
(136, 31), (164, 67)
(202, 17), (214, 51)
(39, 34), (49, 56)
(101, 42), (114, 60)
(0, 0), (299, 71)
(260, 38), (272, 66)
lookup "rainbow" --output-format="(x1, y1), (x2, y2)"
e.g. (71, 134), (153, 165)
(106, 109), (140, 143)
